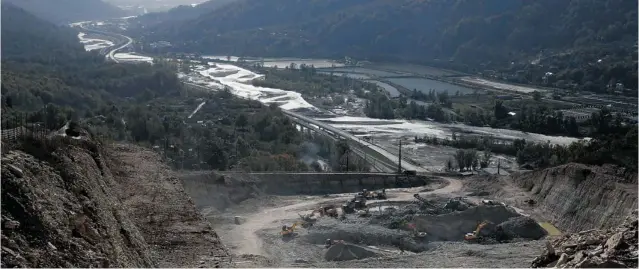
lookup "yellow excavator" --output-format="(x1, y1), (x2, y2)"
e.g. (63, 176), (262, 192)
(464, 221), (489, 243)
(281, 222), (300, 238)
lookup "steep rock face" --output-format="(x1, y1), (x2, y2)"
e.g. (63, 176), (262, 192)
(511, 163), (638, 233)
(1, 138), (231, 267)
(1, 139), (155, 267)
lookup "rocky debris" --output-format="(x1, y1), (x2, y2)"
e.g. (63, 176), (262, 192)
(443, 197), (473, 211)
(2, 139), (231, 268)
(531, 214), (638, 268)
(497, 216), (547, 240)
(108, 143), (231, 268)
(1, 141), (156, 268)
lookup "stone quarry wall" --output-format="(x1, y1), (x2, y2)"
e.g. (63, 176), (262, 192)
(511, 163), (638, 233)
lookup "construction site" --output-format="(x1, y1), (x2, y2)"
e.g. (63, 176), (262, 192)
(180, 166), (638, 268)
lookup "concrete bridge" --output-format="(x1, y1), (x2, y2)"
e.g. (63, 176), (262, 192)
(282, 110), (426, 173)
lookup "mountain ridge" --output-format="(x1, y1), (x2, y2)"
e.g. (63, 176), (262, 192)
(3, 0), (129, 24)
(133, 0), (638, 93)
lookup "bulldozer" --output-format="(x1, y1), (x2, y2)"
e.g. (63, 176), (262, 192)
(463, 221), (490, 243)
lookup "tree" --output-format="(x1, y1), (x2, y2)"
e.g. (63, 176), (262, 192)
(235, 113), (248, 129)
(532, 91), (542, 101)
(481, 150), (492, 168)
(455, 149), (466, 171)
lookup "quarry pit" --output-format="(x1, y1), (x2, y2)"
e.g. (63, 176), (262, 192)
(180, 172), (558, 268)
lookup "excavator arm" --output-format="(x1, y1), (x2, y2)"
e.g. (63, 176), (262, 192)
(464, 221), (489, 241)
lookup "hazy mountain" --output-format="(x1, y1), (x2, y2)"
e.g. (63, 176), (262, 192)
(135, 0), (637, 92)
(128, 0), (237, 28)
(1, 3), (85, 63)
(3, 0), (129, 24)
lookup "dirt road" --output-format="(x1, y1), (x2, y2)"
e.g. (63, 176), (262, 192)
(225, 176), (463, 258)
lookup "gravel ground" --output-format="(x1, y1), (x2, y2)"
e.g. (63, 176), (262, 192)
(203, 193), (546, 267)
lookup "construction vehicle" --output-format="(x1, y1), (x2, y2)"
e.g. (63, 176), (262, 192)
(324, 239), (345, 248)
(281, 222), (300, 238)
(342, 197), (367, 214)
(313, 205), (339, 218)
(298, 213), (318, 228)
(464, 221), (490, 243)
(362, 189), (387, 200)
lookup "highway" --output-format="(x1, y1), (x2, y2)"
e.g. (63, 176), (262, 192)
(76, 23), (133, 63)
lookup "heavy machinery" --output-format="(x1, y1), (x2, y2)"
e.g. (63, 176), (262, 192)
(281, 222), (300, 238)
(324, 239), (345, 248)
(342, 197), (367, 214)
(298, 213), (318, 228)
(362, 189), (387, 200)
(313, 205), (338, 218)
(464, 221), (490, 243)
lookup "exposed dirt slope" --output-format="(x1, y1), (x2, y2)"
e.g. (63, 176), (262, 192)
(1, 138), (231, 268)
(1, 138), (155, 267)
(107, 143), (232, 268)
(511, 163), (638, 233)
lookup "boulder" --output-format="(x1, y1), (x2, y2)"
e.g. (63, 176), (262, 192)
(497, 216), (547, 240)
(234, 216), (246, 225)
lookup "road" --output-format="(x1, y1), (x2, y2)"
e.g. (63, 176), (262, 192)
(76, 23), (133, 63)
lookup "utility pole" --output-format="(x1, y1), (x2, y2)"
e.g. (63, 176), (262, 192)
(346, 149), (349, 173)
(398, 140), (402, 174)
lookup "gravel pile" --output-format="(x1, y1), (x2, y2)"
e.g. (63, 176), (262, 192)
(324, 243), (378, 261)
(497, 216), (547, 240)
(531, 214), (638, 268)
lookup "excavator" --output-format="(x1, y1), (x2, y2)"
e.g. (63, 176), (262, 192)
(281, 222), (300, 238)
(464, 221), (490, 243)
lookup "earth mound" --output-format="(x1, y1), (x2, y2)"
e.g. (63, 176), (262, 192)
(324, 243), (378, 261)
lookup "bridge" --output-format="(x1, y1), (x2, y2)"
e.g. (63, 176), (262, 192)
(282, 110), (426, 173)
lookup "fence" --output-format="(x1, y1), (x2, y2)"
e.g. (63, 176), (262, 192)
(1, 112), (53, 144)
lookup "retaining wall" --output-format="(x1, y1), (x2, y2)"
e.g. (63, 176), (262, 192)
(180, 172), (432, 196)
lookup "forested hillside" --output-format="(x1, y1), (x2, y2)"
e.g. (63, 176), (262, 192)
(135, 0), (638, 93)
(1, 3), (179, 123)
(3, 0), (129, 24)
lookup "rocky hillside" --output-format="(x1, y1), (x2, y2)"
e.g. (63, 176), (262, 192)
(1, 136), (230, 267)
(511, 163), (638, 233)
